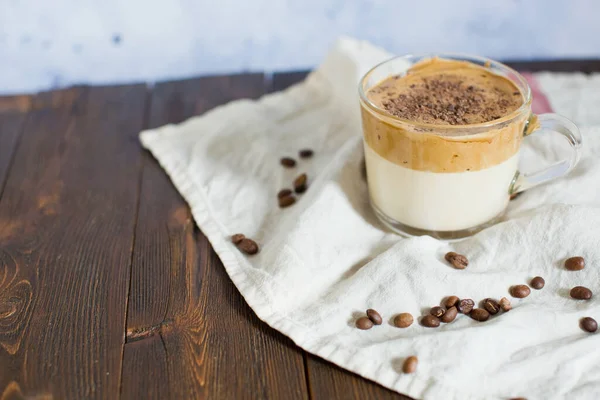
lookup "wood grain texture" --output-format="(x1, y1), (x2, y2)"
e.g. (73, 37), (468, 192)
(121, 74), (308, 399)
(0, 84), (147, 399)
(307, 356), (409, 400)
(0, 95), (31, 199)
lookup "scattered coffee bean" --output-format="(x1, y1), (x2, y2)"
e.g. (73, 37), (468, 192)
(430, 306), (445, 318)
(444, 295), (459, 309)
(530, 276), (545, 290)
(580, 317), (598, 333)
(565, 256), (585, 271)
(294, 173), (308, 194)
(482, 298), (500, 315)
(394, 313), (413, 328)
(441, 306), (458, 323)
(278, 195), (296, 208)
(277, 188), (292, 199)
(445, 252), (468, 269)
(236, 238), (259, 255)
(366, 309), (382, 325)
(299, 149), (314, 159)
(457, 299), (475, 314)
(231, 233), (245, 244)
(510, 285), (531, 298)
(356, 316), (374, 330)
(570, 286), (593, 300)
(499, 297), (512, 312)
(421, 315), (441, 328)
(280, 157), (296, 168)
(470, 308), (490, 322)
(402, 356), (418, 373)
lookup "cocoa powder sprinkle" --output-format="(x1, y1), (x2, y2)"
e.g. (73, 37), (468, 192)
(369, 59), (522, 126)
(378, 74), (519, 125)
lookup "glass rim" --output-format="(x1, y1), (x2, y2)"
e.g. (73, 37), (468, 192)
(358, 53), (533, 131)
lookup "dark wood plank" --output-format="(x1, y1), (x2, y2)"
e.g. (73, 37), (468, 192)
(0, 84), (147, 399)
(121, 74), (308, 399)
(307, 356), (408, 400)
(270, 71), (309, 93)
(270, 71), (410, 399)
(0, 95), (31, 198)
(505, 58), (600, 73)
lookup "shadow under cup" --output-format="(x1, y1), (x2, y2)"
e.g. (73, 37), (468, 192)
(358, 54), (535, 240)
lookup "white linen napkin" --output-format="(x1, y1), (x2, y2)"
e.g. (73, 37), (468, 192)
(140, 37), (600, 400)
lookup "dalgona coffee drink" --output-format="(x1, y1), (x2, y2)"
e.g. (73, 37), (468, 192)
(359, 55), (582, 239)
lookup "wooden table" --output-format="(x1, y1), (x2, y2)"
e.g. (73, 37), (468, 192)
(1, 60), (599, 399)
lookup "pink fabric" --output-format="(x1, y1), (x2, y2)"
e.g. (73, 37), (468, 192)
(522, 72), (553, 114)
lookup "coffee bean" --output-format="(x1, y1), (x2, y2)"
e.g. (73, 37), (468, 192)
(294, 173), (308, 194)
(356, 316), (374, 330)
(277, 188), (292, 199)
(510, 285), (531, 298)
(421, 315), (440, 328)
(402, 356), (418, 373)
(366, 309), (382, 325)
(444, 252), (468, 269)
(530, 276), (545, 290)
(565, 256), (585, 271)
(570, 286), (593, 300)
(236, 238), (259, 255)
(299, 149), (314, 159)
(499, 297), (512, 312)
(457, 299), (474, 314)
(430, 306), (445, 318)
(580, 317), (598, 333)
(441, 306), (458, 323)
(482, 298), (500, 315)
(470, 308), (490, 322)
(280, 157), (296, 168)
(231, 233), (245, 244)
(444, 295), (459, 309)
(394, 313), (413, 328)
(278, 195), (296, 208)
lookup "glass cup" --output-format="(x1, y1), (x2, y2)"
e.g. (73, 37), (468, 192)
(358, 54), (582, 240)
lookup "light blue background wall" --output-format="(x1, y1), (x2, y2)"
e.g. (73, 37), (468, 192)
(1, 0), (599, 94)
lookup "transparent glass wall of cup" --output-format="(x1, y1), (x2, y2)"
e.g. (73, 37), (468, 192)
(359, 54), (582, 240)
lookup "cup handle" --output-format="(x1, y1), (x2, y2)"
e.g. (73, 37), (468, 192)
(510, 113), (583, 194)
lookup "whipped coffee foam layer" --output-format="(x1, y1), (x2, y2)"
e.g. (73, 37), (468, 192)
(360, 58), (530, 173)
(361, 106), (528, 173)
(368, 58), (523, 125)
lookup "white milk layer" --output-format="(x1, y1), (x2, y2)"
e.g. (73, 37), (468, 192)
(365, 143), (519, 232)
